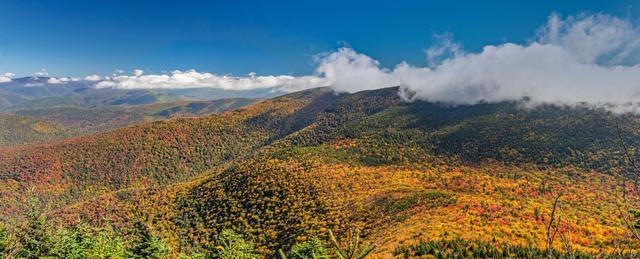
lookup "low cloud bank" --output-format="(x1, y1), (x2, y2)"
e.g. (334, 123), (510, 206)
(33, 69), (49, 77)
(0, 73), (13, 83)
(47, 77), (80, 84)
(84, 74), (102, 81)
(87, 13), (640, 111)
(95, 70), (326, 92)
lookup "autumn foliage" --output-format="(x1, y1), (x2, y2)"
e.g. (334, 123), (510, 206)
(3, 86), (640, 257)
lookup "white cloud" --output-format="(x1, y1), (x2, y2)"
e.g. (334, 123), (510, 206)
(415, 14), (640, 107)
(33, 69), (49, 77)
(0, 72), (14, 83)
(47, 78), (64, 84)
(321, 13), (640, 112)
(95, 69), (328, 92)
(47, 77), (79, 84)
(133, 69), (144, 77)
(91, 13), (640, 112)
(425, 33), (463, 67)
(311, 48), (397, 92)
(537, 13), (640, 65)
(84, 74), (102, 81)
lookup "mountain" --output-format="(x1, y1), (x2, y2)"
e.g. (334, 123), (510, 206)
(11, 98), (260, 134)
(0, 77), (266, 147)
(0, 77), (281, 111)
(1, 86), (639, 257)
(0, 114), (76, 146)
(0, 87), (335, 216)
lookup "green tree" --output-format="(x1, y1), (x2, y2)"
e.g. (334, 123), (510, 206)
(214, 229), (258, 259)
(0, 222), (8, 255)
(329, 230), (375, 259)
(178, 252), (207, 259)
(48, 227), (85, 258)
(14, 201), (53, 259)
(84, 224), (127, 259)
(128, 222), (170, 259)
(24, 221), (128, 259)
(279, 237), (328, 259)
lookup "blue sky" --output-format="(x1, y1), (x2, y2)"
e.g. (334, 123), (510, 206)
(0, 0), (638, 77)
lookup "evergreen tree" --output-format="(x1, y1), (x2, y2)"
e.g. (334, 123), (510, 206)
(0, 222), (8, 255)
(128, 222), (170, 259)
(214, 229), (258, 259)
(279, 237), (328, 259)
(329, 230), (375, 259)
(49, 226), (86, 259)
(85, 224), (127, 258)
(15, 204), (52, 258)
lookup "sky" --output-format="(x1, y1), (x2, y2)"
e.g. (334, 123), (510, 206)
(0, 0), (638, 77)
(2, 1), (640, 112)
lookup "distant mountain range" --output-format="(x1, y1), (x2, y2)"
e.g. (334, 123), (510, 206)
(0, 77), (265, 146)
(10, 98), (260, 134)
(0, 77), (280, 111)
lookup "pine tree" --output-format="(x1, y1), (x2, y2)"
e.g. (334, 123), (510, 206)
(48, 226), (86, 259)
(279, 237), (328, 259)
(128, 222), (170, 259)
(0, 222), (8, 255)
(85, 224), (127, 258)
(15, 202), (52, 259)
(214, 229), (258, 259)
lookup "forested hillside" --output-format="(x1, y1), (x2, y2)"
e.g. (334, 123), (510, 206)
(2, 87), (640, 258)
(0, 87), (336, 218)
(11, 98), (260, 134)
(0, 114), (75, 146)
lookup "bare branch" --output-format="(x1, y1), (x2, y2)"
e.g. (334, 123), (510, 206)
(546, 194), (562, 259)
